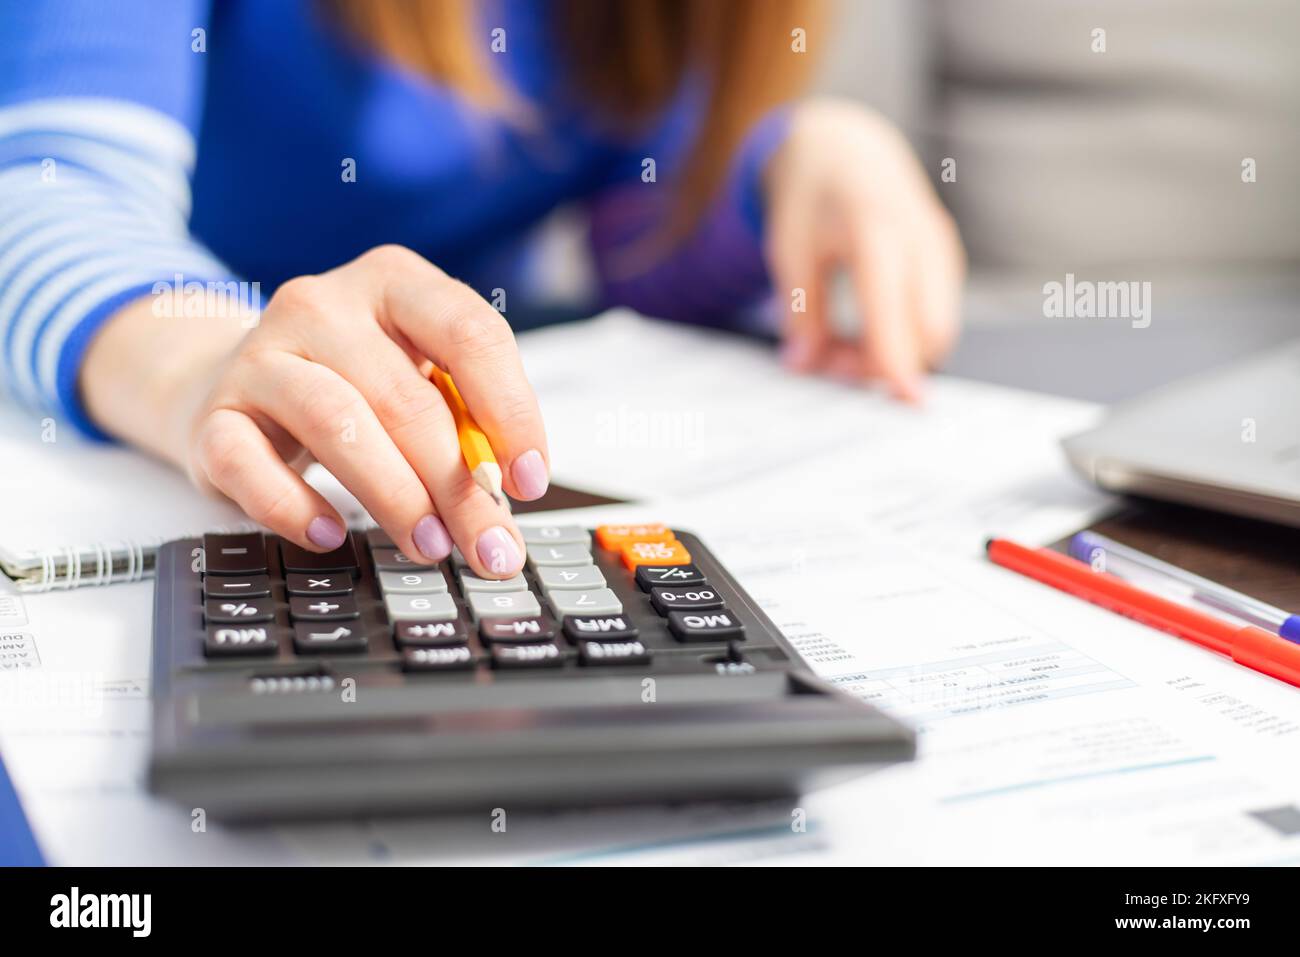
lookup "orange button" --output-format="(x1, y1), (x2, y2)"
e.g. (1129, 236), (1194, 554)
(596, 523), (675, 550)
(622, 540), (692, 569)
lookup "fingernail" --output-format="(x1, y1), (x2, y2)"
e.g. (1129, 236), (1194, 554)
(781, 338), (813, 370)
(306, 516), (346, 551)
(895, 375), (926, 404)
(476, 525), (523, 576)
(412, 514), (453, 561)
(510, 449), (549, 500)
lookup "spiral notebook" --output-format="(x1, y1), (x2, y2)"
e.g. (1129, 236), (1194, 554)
(0, 405), (365, 592)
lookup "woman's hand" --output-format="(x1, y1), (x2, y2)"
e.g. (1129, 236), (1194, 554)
(82, 245), (549, 578)
(764, 98), (966, 400)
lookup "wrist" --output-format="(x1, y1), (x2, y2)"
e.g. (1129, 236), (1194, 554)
(80, 294), (248, 468)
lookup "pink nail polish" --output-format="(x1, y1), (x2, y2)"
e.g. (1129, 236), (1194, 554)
(412, 514), (453, 561)
(476, 525), (523, 577)
(306, 516), (346, 551)
(510, 449), (549, 500)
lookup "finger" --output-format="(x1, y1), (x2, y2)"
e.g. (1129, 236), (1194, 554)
(909, 214), (965, 368)
(306, 326), (526, 579)
(236, 350), (452, 566)
(361, 247), (551, 502)
(193, 407), (347, 552)
(850, 223), (925, 401)
(768, 220), (832, 372)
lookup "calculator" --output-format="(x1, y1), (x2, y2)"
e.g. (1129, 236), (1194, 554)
(147, 523), (914, 821)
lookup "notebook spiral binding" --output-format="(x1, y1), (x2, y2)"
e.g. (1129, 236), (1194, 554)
(21, 524), (259, 593)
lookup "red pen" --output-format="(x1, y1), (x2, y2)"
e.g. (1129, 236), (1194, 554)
(986, 537), (1300, 689)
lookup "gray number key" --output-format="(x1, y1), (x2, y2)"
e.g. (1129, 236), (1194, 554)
(548, 588), (623, 617)
(520, 524), (590, 546)
(378, 570), (448, 594)
(536, 564), (606, 594)
(526, 543), (592, 567)
(372, 547), (419, 571)
(467, 590), (541, 621)
(384, 593), (458, 622)
(458, 571), (528, 593)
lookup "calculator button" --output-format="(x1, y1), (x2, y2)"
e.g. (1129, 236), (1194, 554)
(378, 570), (449, 594)
(650, 586), (725, 615)
(490, 642), (563, 669)
(293, 622), (368, 654)
(281, 536), (359, 573)
(285, 573), (352, 596)
(635, 564), (706, 591)
(467, 590), (541, 621)
(579, 639), (652, 666)
(204, 597), (274, 624)
(549, 588), (622, 618)
(536, 564), (606, 593)
(395, 620), (468, 648)
(203, 532), (267, 575)
(520, 524), (591, 546)
(595, 524), (674, 550)
(402, 645), (475, 672)
(385, 593), (458, 622)
(457, 571), (528, 593)
(289, 595), (360, 621)
(203, 574), (271, 599)
(450, 547), (471, 569)
(205, 625), (278, 657)
(365, 527), (394, 549)
(479, 616), (557, 644)
(562, 614), (639, 644)
(667, 610), (746, 643)
(525, 543), (592, 567)
(371, 548), (418, 571)
(621, 540), (691, 569)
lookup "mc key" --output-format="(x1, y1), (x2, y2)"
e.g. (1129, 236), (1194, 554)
(667, 610), (746, 643)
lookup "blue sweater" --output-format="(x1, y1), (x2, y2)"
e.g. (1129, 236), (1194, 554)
(0, 0), (785, 438)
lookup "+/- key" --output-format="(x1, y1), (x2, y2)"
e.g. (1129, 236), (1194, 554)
(635, 564), (706, 591)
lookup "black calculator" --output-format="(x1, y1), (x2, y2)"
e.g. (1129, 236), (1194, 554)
(147, 522), (914, 821)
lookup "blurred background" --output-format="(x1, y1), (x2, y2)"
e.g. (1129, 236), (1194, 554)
(540, 0), (1300, 402)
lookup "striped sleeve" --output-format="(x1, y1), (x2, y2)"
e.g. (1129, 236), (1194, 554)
(0, 2), (245, 440)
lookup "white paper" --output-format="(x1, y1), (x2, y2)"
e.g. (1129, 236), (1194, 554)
(3, 311), (1297, 865)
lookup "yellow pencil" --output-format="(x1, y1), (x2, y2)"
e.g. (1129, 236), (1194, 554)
(429, 367), (505, 507)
